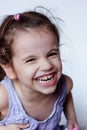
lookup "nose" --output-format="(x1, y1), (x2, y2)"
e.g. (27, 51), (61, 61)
(39, 58), (53, 71)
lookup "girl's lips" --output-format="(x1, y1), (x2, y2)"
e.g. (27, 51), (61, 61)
(36, 73), (57, 88)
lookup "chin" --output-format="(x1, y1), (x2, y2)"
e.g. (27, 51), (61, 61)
(42, 86), (57, 95)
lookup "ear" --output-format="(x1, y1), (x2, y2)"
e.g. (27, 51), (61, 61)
(0, 64), (17, 80)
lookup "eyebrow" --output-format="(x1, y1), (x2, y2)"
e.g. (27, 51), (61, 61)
(22, 48), (59, 61)
(49, 48), (59, 52)
(22, 55), (36, 61)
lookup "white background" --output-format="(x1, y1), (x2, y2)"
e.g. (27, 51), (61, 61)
(0, 0), (87, 128)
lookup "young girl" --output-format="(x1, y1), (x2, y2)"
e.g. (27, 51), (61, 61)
(0, 9), (80, 130)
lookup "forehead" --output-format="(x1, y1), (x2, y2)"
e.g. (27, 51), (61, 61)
(12, 28), (58, 56)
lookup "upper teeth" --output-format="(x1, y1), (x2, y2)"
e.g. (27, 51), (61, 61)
(38, 75), (53, 81)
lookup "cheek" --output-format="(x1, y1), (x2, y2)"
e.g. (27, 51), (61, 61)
(56, 60), (62, 71)
(60, 63), (62, 71)
(25, 65), (38, 77)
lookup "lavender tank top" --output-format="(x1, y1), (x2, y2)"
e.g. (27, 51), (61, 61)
(0, 76), (66, 130)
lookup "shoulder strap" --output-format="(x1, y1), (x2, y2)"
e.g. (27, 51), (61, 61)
(57, 75), (67, 105)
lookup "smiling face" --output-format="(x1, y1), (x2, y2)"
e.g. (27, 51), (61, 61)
(10, 28), (62, 95)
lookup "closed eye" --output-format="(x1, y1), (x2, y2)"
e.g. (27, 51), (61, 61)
(48, 51), (58, 57)
(26, 58), (36, 63)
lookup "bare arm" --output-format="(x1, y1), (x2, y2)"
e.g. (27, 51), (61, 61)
(63, 75), (80, 130)
(0, 85), (8, 120)
(64, 92), (79, 129)
(0, 124), (29, 130)
(0, 85), (29, 130)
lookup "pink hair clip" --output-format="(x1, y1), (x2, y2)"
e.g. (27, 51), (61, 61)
(72, 128), (78, 130)
(14, 14), (20, 20)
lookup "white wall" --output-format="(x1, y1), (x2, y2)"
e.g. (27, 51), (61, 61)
(0, 0), (87, 128)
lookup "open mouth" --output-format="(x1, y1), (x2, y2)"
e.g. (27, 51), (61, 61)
(38, 75), (54, 83)
(36, 73), (57, 87)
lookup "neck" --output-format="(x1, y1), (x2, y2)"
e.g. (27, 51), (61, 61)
(12, 79), (50, 103)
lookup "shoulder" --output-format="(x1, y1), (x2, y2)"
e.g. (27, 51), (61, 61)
(0, 84), (8, 112)
(63, 74), (73, 94)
